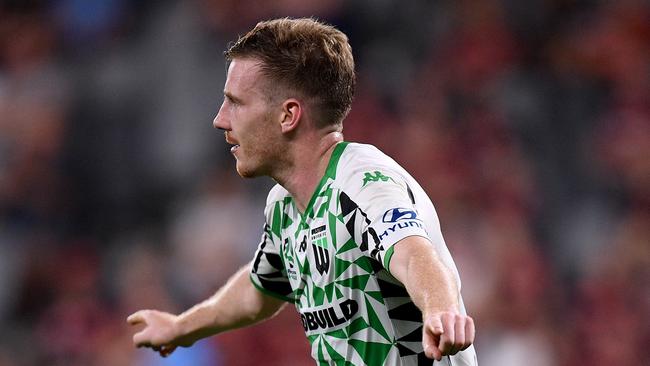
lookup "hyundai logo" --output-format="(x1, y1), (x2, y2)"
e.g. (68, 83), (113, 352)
(382, 208), (419, 223)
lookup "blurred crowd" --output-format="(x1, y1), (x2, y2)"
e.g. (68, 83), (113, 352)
(0, 0), (648, 365)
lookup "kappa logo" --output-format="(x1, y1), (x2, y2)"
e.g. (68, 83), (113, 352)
(362, 170), (395, 186)
(382, 208), (419, 223)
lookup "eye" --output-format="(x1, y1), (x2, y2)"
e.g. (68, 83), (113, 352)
(225, 94), (240, 106)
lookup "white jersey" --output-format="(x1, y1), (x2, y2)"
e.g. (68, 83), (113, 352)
(250, 142), (477, 366)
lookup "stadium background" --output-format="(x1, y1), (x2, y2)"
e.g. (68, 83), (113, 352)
(0, 0), (648, 365)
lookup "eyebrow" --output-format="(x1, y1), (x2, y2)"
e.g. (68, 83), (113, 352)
(224, 91), (241, 103)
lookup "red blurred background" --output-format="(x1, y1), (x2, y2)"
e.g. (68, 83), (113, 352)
(0, 0), (648, 365)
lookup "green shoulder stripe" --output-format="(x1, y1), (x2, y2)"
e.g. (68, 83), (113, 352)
(302, 142), (349, 219)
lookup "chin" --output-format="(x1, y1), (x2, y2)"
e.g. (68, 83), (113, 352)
(236, 169), (256, 178)
(235, 163), (261, 178)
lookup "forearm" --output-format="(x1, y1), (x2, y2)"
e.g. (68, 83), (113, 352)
(389, 237), (460, 316)
(389, 236), (475, 360)
(174, 262), (286, 345)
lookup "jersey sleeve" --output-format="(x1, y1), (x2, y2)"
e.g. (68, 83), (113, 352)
(249, 199), (296, 303)
(346, 167), (432, 272)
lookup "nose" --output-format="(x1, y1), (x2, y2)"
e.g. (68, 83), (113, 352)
(213, 102), (230, 130)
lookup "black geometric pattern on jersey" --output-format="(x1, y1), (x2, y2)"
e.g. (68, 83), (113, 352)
(339, 189), (434, 362)
(339, 191), (382, 261)
(376, 276), (428, 359)
(376, 278), (410, 297)
(406, 183), (416, 204)
(251, 224), (293, 299)
(389, 302), (423, 322)
(396, 343), (418, 356)
(417, 353), (436, 366)
(398, 326), (424, 342)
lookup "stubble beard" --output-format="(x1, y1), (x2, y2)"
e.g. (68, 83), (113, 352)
(234, 105), (285, 179)
(235, 133), (284, 179)
(234, 147), (266, 178)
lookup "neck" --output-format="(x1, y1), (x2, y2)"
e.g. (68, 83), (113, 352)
(273, 131), (344, 212)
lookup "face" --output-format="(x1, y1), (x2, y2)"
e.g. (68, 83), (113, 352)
(213, 58), (284, 178)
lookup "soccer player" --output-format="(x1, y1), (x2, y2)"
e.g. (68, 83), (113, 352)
(128, 18), (477, 365)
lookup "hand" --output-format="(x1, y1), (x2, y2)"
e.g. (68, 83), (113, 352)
(422, 311), (475, 361)
(127, 310), (188, 358)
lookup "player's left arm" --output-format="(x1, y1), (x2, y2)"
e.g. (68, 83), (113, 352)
(388, 236), (475, 361)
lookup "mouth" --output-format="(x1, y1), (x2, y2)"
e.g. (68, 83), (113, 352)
(224, 132), (240, 153)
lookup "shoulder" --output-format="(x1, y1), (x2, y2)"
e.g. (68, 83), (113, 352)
(266, 184), (289, 205)
(338, 142), (403, 172)
(266, 184), (289, 204)
(338, 142), (391, 166)
(264, 184), (290, 210)
(335, 142), (409, 191)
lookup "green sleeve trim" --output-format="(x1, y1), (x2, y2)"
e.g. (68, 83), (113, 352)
(383, 235), (432, 275)
(383, 245), (396, 272)
(249, 274), (295, 303)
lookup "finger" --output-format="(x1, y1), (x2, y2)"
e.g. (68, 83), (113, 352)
(127, 311), (146, 325)
(133, 330), (152, 348)
(462, 316), (475, 350)
(438, 312), (455, 355)
(427, 315), (445, 336)
(422, 327), (442, 361)
(450, 314), (466, 354)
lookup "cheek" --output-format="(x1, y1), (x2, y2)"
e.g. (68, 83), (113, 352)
(249, 112), (275, 142)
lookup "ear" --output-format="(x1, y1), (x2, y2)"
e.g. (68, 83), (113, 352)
(280, 99), (302, 134)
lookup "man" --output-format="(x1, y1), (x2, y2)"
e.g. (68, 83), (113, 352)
(128, 18), (477, 365)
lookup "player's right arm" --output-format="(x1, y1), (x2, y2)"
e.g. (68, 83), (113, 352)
(127, 262), (286, 357)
